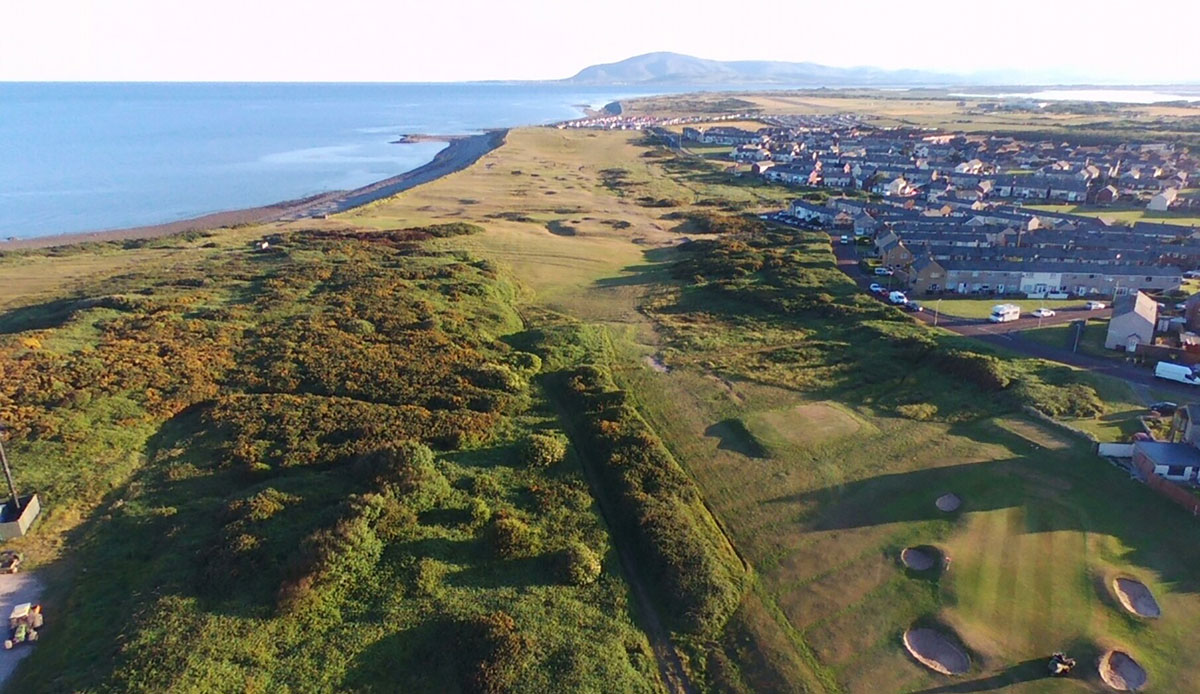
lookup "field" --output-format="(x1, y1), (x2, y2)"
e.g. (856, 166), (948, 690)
(345, 126), (1200, 691)
(1019, 318), (1114, 358)
(1026, 203), (1200, 229)
(623, 91), (1200, 146)
(6, 111), (1200, 694)
(930, 297), (1092, 320)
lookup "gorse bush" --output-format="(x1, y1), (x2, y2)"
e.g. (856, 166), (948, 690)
(561, 541), (602, 586)
(457, 611), (532, 694)
(520, 432), (568, 467)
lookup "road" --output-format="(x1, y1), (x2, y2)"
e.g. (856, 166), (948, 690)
(0, 572), (44, 687)
(828, 238), (1200, 399)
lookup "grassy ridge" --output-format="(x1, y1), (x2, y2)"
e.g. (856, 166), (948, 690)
(550, 362), (747, 635)
(0, 229), (663, 693)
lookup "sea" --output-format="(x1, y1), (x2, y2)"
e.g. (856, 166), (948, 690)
(0, 82), (670, 239)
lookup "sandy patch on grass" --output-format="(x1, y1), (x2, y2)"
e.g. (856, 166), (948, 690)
(903, 628), (970, 675)
(1112, 577), (1161, 619)
(901, 547), (937, 571)
(936, 493), (962, 512)
(644, 355), (669, 373)
(1098, 650), (1147, 691)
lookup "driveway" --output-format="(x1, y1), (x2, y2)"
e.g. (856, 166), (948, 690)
(0, 572), (44, 687)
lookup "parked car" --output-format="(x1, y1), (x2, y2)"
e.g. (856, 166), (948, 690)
(1149, 401), (1178, 415)
(874, 267), (894, 276)
(888, 290), (908, 305)
(1185, 270), (1200, 279)
(868, 282), (884, 293)
(904, 301), (923, 312)
(1085, 301), (1106, 310)
(1031, 308), (1056, 318)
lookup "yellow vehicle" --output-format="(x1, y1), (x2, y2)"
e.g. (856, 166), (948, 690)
(3, 603), (43, 650)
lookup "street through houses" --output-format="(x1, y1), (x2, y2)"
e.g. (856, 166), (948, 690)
(828, 236), (1200, 399)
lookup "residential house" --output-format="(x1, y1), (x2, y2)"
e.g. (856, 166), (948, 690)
(1133, 440), (1200, 483)
(1105, 291), (1158, 351)
(821, 169), (857, 188)
(908, 255), (948, 293)
(1047, 179), (1089, 202)
(879, 236), (915, 268)
(766, 165), (820, 187)
(789, 199), (835, 224)
(1149, 188), (1179, 212)
(1095, 185), (1120, 205)
(732, 143), (770, 162)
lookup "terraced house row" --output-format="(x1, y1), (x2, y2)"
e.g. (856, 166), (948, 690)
(687, 121), (1199, 210)
(786, 195), (1193, 297)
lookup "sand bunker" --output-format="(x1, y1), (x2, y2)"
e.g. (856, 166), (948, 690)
(903, 628), (970, 675)
(1099, 650), (1147, 691)
(901, 547), (937, 571)
(935, 493), (962, 512)
(1113, 578), (1161, 619)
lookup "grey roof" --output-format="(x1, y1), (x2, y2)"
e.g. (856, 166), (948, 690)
(1134, 441), (1200, 468)
(940, 259), (1182, 276)
(1111, 291), (1157, 321)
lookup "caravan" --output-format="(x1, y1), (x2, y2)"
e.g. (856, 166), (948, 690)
(988, 304), (1021, 323)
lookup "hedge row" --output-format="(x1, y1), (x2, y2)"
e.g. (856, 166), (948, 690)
(552, 365), (746, 634)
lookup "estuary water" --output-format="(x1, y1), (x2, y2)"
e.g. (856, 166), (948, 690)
(0, 82), (665, 239)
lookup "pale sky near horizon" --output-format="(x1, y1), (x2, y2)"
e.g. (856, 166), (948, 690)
(3, 0), (1198, 84)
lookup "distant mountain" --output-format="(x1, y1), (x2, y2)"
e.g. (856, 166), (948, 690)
(564, 52), (965, 87)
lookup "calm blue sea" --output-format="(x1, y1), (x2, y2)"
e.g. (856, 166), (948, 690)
(0, 82), (668, 239)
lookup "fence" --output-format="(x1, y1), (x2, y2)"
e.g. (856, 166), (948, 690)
(1134, 343), (1200, 366)
(1021, 406), (1099, 444)
(1132, 455), (1200, 516)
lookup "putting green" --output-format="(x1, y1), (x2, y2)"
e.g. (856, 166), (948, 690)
(747, 401), (864, 450)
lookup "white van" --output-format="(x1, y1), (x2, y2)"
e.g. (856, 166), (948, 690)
(1154, 362), (1200, 385)
(888, 291), (908, 305)
(988, 304), (1021, 323)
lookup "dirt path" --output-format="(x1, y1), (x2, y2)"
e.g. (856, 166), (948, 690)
(552, 403), (696, 694)
(0, 573), (45, 687)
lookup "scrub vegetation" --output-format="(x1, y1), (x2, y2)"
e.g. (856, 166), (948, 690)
(0, 227), (661, 693)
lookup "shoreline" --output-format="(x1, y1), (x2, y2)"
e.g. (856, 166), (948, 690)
(0, 129), (508, 251)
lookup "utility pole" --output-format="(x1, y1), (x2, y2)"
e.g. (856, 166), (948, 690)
(0, 427), (20, 513)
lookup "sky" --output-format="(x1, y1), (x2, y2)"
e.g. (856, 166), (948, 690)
(3, 0), (1199, 84)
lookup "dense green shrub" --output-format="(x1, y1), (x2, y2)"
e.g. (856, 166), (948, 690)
(1012, 379), (1104, 418)
(457, 611), (532, 694)
(561, 541), (602, 586)
(520, 432), (568, 467)
(488, 514), (540, 559)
